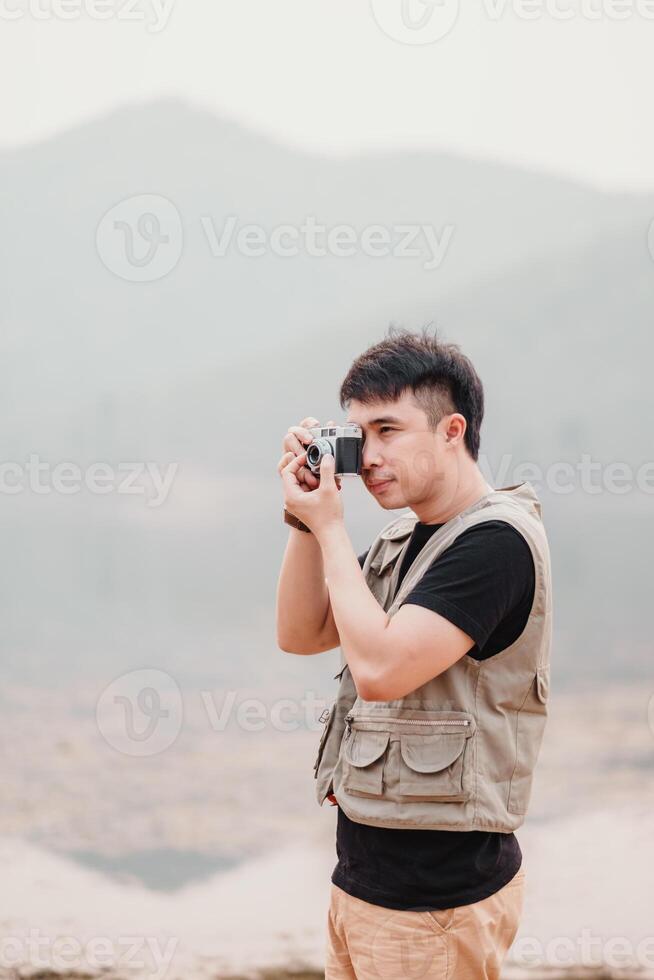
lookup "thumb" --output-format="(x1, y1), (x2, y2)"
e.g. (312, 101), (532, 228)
(319, 453), (337, 485)
(324, 454), (343, 489)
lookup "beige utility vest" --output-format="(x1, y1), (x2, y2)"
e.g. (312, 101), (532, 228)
(313, 482), (552, 833)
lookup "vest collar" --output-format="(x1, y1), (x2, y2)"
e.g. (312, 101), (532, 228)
(368, 482), (542, 576)
(486, 481), (542, 519)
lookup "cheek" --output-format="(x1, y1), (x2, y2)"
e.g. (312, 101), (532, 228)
(393, 443), (442, 489)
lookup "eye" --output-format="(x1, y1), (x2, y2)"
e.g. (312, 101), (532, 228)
(379, 426), (395, 434)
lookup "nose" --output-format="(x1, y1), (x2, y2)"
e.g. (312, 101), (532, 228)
(362, 437), (383, 471)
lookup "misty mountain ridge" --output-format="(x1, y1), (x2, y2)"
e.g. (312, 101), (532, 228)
(0, 98), (652, 688)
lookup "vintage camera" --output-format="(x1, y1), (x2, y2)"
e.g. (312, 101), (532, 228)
(306, 423), (363, 477)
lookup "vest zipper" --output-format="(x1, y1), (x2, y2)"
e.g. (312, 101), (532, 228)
(344, 713), (470, 740)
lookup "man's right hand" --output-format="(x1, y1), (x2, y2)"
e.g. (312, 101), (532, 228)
(277, 416), (341, 493)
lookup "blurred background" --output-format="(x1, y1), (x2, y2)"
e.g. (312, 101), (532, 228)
(0, 2), (653, 977)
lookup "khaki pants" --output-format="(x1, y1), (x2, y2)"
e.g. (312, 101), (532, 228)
(325, 867), (525, 980)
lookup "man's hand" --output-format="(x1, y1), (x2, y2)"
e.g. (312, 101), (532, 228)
(277, 417), (343, 494)
(280, 448), (344, 538)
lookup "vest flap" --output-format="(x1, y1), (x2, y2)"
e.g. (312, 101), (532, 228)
(345, 730), (390, 767)
(368, 514), (416, 575)
(369, 537), (410, 576)
(379, 514), (417, 540)
(399, 732), (466, 773)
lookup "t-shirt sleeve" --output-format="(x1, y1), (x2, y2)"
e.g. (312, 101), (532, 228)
(399, 521), (535, 651)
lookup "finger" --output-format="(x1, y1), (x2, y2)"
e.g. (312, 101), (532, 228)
(283, 433), (304, 456)
(282, 450), (308, 479)
(278, 450), (295, 473)
(299, 466), (320, 490)
(285, 425), (317, 452)
(300, 417), (320, 429)
(317, 453), (338, 491)
(281, 452), (307, 497)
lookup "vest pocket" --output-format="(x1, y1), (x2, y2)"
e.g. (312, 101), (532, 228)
(343, 729), (390, 796)
(341, 710), (474, 802)
(399, 732), (469, 801)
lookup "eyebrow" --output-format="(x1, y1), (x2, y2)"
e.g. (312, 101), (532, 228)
(348, 415), (403, 427)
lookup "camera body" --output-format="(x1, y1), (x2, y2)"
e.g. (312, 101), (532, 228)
(306, 423), (363, 477)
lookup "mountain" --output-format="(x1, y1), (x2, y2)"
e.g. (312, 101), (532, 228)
(0, 99), (652, 686)
(0, 96), (651, 453)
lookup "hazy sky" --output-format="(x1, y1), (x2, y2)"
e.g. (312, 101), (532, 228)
(1, 0), (653, 190)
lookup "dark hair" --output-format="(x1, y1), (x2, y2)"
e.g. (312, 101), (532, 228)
(339, 325), (484, 461)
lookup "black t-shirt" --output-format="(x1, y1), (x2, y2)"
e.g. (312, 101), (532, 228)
(331, 519), (536, 911)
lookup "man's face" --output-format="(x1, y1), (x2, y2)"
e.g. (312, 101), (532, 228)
(347, 391), (453, 510)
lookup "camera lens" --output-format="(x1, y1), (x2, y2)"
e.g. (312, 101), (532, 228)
(306, 444), (322, 467)
(306, 438), (333, 472)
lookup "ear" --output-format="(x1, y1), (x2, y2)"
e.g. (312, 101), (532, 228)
(443, 413), (467, 445)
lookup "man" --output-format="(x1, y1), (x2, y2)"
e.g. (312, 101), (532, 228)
(276, 327), (552, 980)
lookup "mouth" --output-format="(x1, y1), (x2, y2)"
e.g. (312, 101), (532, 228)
(366, 478), (394, 493)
